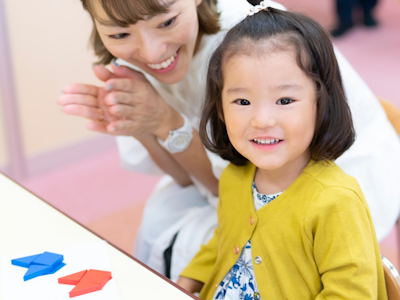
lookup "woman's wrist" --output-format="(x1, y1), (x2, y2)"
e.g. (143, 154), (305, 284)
(154, 107), (184, 141)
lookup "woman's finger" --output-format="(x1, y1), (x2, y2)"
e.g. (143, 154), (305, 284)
(107, 104), (142, 120)
(62, 104), (107, 121)
(106, 119), (138, 135)
(93, 65), (118, 82)
(107, 103), (131, 118)
(104, 78), (142, 94)
(86, 121), (110, 133)
(62, 83), (99, 96)
(103, 90), (139, 106)
(58, 94), (98, 107)
(111, 63), (146, 80)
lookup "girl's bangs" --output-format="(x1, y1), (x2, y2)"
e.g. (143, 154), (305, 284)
(86, 0), (172, 27)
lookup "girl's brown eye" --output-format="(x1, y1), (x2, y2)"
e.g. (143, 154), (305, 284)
(277, 98), (293, 105)
(235, 99), (250, 105)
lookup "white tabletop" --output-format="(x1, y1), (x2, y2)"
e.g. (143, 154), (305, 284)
(0, 172), (197, 300)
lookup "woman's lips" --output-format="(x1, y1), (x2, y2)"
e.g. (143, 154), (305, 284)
(147, 49), (180, 74)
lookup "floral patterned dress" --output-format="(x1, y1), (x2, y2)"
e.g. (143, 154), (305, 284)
(213, 183), (283, 300)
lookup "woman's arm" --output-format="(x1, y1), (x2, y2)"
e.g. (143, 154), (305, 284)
(137, 135), (192, 187)
(172, 129), (218, 195)
(99, 65), (219, 194)
(59, 65), (218, 192)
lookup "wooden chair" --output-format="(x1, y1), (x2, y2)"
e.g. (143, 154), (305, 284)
(379, 100), (400, 134)
(382, 255), (400, 299)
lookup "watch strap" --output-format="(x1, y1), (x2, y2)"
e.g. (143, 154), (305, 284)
(157, 114), (193, 153)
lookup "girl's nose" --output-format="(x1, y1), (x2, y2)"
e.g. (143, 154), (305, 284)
(250, 108), (277, 129)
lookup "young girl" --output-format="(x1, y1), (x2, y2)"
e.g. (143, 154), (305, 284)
(177, 2), (387, 299)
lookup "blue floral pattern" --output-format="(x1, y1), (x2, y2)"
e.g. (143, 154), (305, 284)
(252, 182), (282, 210)
(213, 183), (283, 300)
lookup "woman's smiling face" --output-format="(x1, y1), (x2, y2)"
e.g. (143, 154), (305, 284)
(93, 0), (202, 84)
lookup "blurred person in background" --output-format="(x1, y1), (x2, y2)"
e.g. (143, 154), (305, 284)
(332, 0), (379, 37)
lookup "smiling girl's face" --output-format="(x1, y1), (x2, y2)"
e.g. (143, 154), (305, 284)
(92, 0), (202, 85)
(221, 46), (317, 175)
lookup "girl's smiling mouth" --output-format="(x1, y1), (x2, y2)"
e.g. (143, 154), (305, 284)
(251, 138), (284, 150)
(252, 138), (281, 145)
(147, 49), (180, 74)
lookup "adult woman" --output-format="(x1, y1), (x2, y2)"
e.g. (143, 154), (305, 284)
(58, 0), (400, 282)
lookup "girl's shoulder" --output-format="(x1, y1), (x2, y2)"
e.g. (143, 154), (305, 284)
(303, 160), (362, 194)
(220, 160), (362, 194)
(300, 160), (369, 214)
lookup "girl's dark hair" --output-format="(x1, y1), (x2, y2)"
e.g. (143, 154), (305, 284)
(199, 8), (355, 166)
(80, 0), (220, 65)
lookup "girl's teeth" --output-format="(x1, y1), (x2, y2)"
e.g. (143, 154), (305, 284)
(148, 52), (177, 70)
(253, 139), (280, 145)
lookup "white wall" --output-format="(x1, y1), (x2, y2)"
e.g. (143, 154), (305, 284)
(3, 0), (104, 160)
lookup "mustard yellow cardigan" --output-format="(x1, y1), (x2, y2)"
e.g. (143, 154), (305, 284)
(181, 160), (387, 300)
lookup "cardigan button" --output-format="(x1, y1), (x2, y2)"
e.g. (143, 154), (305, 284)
(215, 283), (219, 288)
(234, 246), (240, 255)
(254, 256), (262, 264)
(250, 216), (254, 225)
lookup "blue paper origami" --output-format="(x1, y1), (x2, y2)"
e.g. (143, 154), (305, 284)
(11, 251), (66, 281)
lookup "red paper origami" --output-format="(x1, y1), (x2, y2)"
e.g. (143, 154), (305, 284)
(58, 269), (112, 298)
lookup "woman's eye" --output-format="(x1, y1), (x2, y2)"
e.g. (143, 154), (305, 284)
(159, 17), (177, 28)
(109, 33), (130, 40)
(234, 99), (251, 105)
(277, 98), (293, 105)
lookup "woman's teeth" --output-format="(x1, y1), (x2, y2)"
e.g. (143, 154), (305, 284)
(147, 52), (178, 70)
(253, 138), (280, 145)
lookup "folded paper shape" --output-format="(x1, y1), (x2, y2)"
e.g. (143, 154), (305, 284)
(11, 252), (66, 281)
(58, 269), (112, 298)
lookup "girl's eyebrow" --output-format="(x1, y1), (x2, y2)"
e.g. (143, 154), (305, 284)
(226, 87), (249, 95)
(276, 84), (303, 91)
(226, 84), (303, 95)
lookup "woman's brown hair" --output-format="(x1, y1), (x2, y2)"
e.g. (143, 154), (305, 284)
(199, 8), (355, 166)
(80, 0), (221, 65)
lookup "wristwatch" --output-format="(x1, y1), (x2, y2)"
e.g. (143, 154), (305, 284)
(157, 114), (193, 153)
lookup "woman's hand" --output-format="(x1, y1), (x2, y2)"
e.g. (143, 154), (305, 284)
(58, 64), (181, 139)
(58, 66), (119, 132)
(101, 64), (182, 140)
(177, 276), (204, 294)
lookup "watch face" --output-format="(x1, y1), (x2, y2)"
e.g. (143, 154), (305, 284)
(169, 132), (191, 153)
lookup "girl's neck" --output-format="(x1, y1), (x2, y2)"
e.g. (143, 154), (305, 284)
(254, 152), (311, 195)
